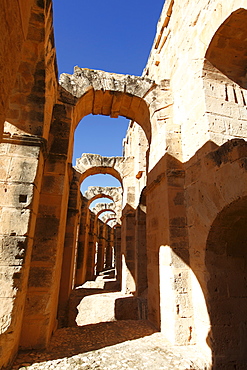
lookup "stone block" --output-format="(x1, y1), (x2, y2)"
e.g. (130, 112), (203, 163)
(34, 215), (60, 239)
(0, 183), (34, 208)
(0, 236), (27, 266)
(7, 157), (39, 183)
(0, 207), (31, 236)
(42, 174), (65, 195)
(24, 293), (50, 316)
(28, 266), (53, 288)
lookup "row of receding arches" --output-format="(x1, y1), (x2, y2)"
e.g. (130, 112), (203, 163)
(59, 8), (247, 370)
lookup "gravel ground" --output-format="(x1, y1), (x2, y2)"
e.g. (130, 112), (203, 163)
(11, 320), (210, 370)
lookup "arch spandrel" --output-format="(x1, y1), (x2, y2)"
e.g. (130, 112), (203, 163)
(60, 67), (154, 102)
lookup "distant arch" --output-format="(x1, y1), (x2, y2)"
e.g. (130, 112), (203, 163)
(91, 203), (116, 218)
(74, 153), (125, 185)
(89, 194), (113, 205)
(84, 186), (122, 207)
(105, 217), (117, 225)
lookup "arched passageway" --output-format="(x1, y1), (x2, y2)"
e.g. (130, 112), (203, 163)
(60, 67), (154, 144)
(206, 196), (247, 368)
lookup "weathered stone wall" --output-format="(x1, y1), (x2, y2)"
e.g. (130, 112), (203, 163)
(1, 0), (247, 368)
(184, 139), (247, 366)
(0, 0), (33, 138)
(0, 0), (59, 366)
(145, 0), (247, 161)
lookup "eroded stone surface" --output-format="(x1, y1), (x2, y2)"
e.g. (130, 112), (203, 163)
(60, 67), (155, 100)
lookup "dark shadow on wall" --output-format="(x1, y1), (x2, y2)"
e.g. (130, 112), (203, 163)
(206, 196), (247, 369)
(206, 8), (247, 89)
(146, 139), (247, 369)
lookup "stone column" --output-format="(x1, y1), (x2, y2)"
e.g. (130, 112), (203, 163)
(105, 226), (113, 269)
(110, 227), (114, 268)
(135, 204), (147, 297)
(96, 222), (105, 274)
(58, 175), (81, 326)
(102, 223), (107, 270)
(146, 154), (193, 345)
(19, 102), (73, 349)
(75, 197), (89, 286)
(121, 207), (136, 294)
(114, 225), (122, 283)
(92, 215), (99, 276)
(0, 135), (45, 367)
(85, 212), (96, 281)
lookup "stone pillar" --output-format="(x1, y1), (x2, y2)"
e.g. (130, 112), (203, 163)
(96, 222), (105, 274)
(92, 215), (99, 276)
(146, 155), (193, 345)
(102, 223), (107, 270)
(121, 208), (136, 294)
(19, 102), (73, 349)
(85, 212), (96, 281)
(114, 225), (122, 283)
(0, 136), (45, 368)
(58, 175), (81, 326)
(105, 226), (113, 269)
(135, 204), (147, 297)
(75, 197), (88, 286)
(110, 227), (114, 268)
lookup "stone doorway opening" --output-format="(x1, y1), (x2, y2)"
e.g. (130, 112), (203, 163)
(206, 196), (247, 368)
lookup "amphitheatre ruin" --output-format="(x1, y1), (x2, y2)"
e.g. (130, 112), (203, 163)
(1, 0), (247, 369)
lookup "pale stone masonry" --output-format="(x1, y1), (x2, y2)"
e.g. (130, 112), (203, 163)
(1, 1), (247, 369)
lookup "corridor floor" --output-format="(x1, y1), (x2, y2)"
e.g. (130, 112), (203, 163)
(11, 320), (209, 370)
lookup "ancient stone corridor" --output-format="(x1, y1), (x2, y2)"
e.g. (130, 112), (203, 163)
(2, 0), (247, 369)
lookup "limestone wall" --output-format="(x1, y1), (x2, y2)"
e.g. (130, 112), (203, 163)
(0, 0), (33, 137)
(144, 0), (247, 161)
(2, 0), (247, 368)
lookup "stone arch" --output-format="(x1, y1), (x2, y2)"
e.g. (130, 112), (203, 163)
(104, 217), (117, 225)
(88, 194), (113, 204)
(205, 196), (247, 368)
(84, 186), (122, 207)
(59, 67), (155, 143)
(74, 153), (125, 185)
(91, 204), (117, 218)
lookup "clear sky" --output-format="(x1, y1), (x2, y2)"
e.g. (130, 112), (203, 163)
(52, 0), (164, 193)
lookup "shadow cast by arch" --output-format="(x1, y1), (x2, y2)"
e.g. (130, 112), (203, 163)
(146, 138), (247, 368)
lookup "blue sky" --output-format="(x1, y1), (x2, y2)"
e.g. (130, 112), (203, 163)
(52, 0), (164, 193)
